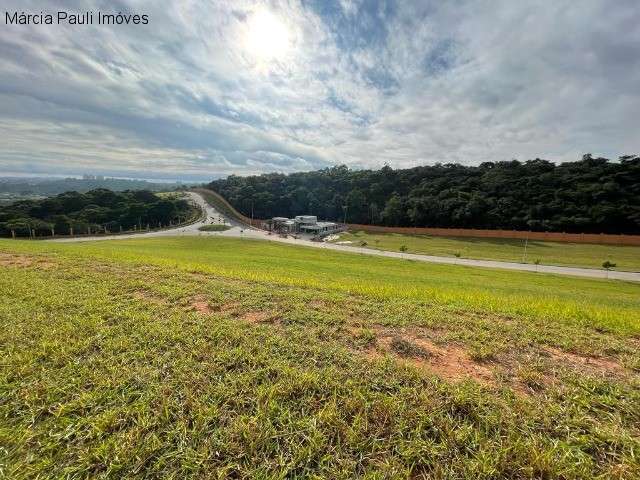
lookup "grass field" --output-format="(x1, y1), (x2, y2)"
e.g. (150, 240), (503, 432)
(1, 236), (639, 478)
(332, 230), (640, 272)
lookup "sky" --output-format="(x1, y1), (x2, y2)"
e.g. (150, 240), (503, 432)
(0, 0), (638, 182)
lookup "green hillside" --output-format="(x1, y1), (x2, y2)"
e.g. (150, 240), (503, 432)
(1, 237), (639, 478)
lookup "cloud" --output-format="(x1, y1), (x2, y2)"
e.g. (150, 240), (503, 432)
(0, 0), (638, 181)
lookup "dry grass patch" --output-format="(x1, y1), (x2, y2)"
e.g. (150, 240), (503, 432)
(545, 346), (627, 376)
(0, 253), (55, 269)
(241, 311), (279, 324)
(132, 289), (169, 306)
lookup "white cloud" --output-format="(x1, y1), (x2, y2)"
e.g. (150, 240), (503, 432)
(0, 0), (638, 180)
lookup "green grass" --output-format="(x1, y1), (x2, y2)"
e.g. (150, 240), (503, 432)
(2, 236), (637, 335)
(198, 224), (231, 232)
(1, 237), (639, 478)
(333, 230), (640, 271)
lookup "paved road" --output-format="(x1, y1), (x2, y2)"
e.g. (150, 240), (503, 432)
(52, 191), (640, 283)
(52, 192), (241, 241)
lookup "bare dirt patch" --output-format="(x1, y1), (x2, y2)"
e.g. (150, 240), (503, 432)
(365, 333), (496, 386)
(191, 301), (213, 314)
(187, 295), (214, 314)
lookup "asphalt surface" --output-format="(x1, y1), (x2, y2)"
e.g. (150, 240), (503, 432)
(51, 191), (640, 283)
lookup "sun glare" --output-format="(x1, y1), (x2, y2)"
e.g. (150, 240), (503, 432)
(244, 9), (291, 63)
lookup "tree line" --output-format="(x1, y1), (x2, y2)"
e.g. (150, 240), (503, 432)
(208, 155), (640, 234)
(0, 189), (194, 237)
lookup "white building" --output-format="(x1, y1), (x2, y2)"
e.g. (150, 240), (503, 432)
(269, 215), (345, 238)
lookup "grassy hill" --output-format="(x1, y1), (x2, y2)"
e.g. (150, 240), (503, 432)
(1, 236), (639, 478)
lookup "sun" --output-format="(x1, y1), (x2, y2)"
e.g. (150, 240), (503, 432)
(244, 8), (292, 63)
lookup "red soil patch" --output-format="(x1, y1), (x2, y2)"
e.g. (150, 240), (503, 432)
(368, 334), (495, 386)
(413, 338), (495, 385)
(187, 295), (214, 314)
(191, 301), (213, 314)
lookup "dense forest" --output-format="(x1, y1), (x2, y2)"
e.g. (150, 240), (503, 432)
(208, 155), (640, 234)
(0, 189), (194, 237)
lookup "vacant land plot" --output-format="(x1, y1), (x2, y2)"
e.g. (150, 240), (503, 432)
(332, 230), (640, 271)
(1, 237), (639, 478)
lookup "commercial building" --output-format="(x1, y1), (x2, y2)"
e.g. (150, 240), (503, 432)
(268, 215), (345, 238)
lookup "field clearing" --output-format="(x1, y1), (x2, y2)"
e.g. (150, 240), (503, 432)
(1, 237), (640, 478)
(333, 231), (640, 272)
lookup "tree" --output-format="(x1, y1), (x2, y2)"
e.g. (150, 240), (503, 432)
(0, 189), (194, 238)
(207, 156), (640, 234)
(381, 195), (407, 226)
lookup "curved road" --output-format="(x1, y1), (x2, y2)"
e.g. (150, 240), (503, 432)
(52, 191), (640, 283)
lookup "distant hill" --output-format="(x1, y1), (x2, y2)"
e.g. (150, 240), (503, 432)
(0, 177), (189, 197)
(208, 155), (640, 234)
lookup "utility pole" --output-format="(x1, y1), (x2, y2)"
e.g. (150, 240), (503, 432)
(342, 205), (348, 225)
